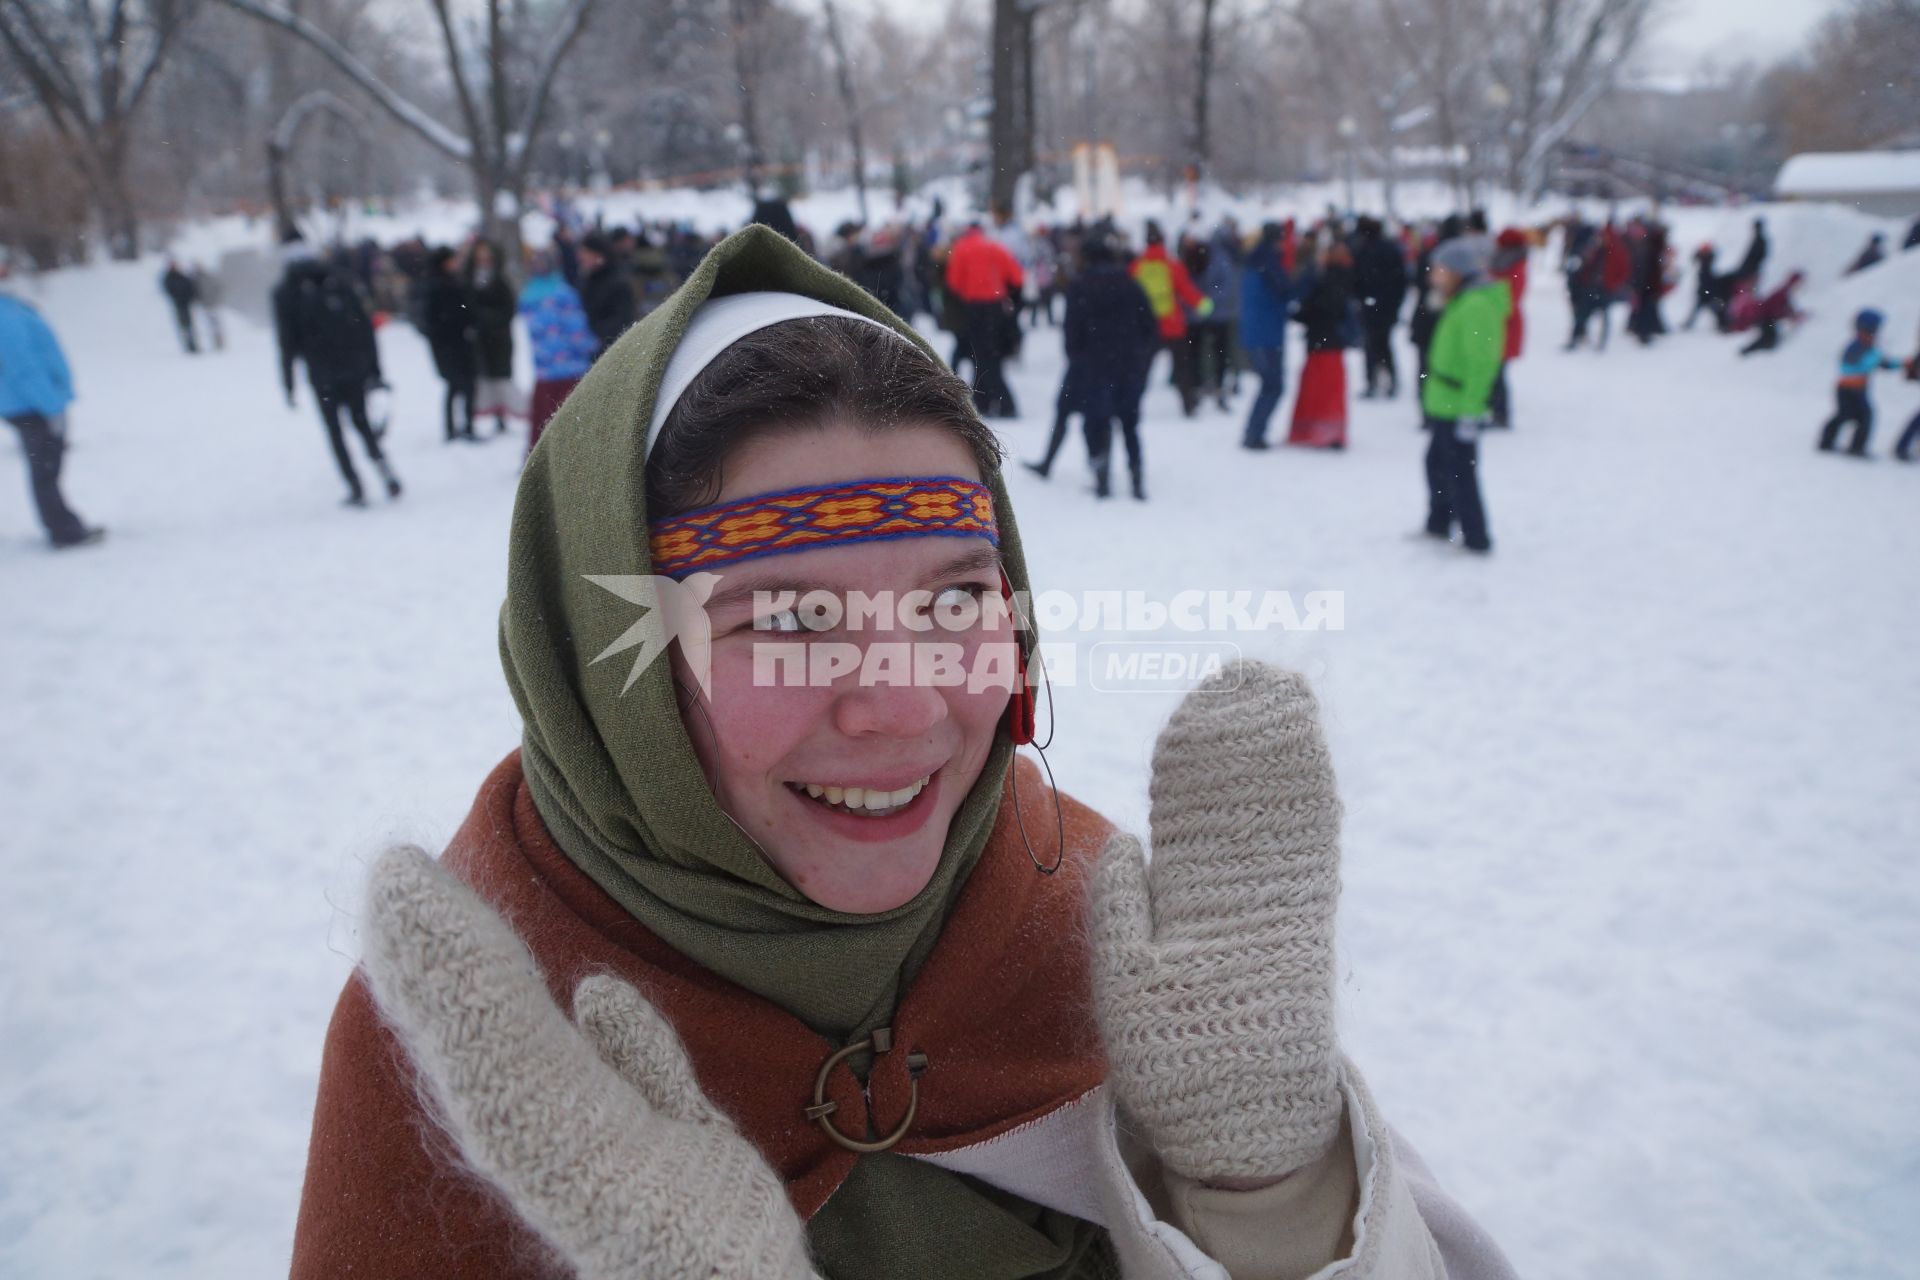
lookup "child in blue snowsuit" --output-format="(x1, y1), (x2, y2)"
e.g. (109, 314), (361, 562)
(1818, 309), (1902, 458)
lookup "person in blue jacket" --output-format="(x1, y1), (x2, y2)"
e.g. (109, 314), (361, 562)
(0, 262), (103, 549)
(1818, 308), (1903, 458)
(1238, 222), (1306, 450)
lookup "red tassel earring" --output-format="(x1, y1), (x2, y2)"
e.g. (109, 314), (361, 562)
(999, 570), (1036, 745)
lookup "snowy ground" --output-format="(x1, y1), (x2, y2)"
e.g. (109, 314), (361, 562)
(3, 201), (1918, 1279)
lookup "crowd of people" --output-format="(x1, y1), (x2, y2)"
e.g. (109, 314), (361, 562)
(919, 206), (1522, 551)
(264, 219), (737, 507)
(7, 190), (1918, 555)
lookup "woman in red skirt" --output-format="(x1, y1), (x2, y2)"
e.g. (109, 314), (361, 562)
(1289, 240), (1355, 449)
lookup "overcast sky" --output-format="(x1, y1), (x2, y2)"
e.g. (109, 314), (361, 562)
(1642, 0), (1839, 73)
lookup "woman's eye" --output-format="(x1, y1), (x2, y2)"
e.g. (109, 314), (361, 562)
(931, 585), (979, 609)
(759, 609), (804, 633)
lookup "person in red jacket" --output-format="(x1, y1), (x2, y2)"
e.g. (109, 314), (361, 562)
(1738, 271), (1805, 356)
(1596, 221), (1631, 349)
(1487, 228), (1528, 428)
(944, 220), (1025, 418)
(1130, 221), (1212, 416)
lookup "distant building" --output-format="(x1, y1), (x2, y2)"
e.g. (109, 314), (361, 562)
(1774, 150), (1920, 217)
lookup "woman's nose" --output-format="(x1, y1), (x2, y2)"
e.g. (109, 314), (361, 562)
(831, 672), (950, 739)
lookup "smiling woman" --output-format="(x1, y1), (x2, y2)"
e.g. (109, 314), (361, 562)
(287, 225), (1518, 1280)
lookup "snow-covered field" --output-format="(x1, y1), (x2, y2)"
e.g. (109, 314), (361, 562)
(3, 194), (1918, 1280)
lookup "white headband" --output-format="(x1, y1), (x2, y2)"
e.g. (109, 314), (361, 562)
(644, 291), (904, 457)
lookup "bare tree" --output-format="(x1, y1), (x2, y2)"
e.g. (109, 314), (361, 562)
(728, 0), (769, 194)
(1491, 0), (1654, 200)
(0, 0), (199, 258)
(1190, 0), (1218, 181)
(1373, 0), (1496, 203)
(1762, 0), (1920, 154)
(819, 0), (868, 221)
(266, 90), (368, 236)
(990, 0), (1046, 212)
(219, 0), (598, 256)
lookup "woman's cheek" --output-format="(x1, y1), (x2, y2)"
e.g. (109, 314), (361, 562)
(947, 631), (1017, 753)
(702, 643), (833, 768)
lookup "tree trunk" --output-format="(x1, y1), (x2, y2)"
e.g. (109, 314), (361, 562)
(1192, 0), (1217, 183)
(729, 0), (766, 196)
(989, 0), (1034, 214)
(820, 0), (868, 223)
(99, 181), (141, 261)
(92, 130), (141, 261)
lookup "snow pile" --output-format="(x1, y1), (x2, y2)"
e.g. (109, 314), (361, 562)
(1775, 150), (1920, 198)
(2, 200), (1917, 1279)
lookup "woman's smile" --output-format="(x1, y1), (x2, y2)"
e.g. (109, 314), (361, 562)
(781, 770), (943, 843)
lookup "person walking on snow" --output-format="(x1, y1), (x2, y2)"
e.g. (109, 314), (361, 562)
(1, 261), (103, 548)
(192, 263), (226, 351)
(1239, 221), (1302, 449)
(1195, 221), (1243, 409)
(1624, 218), (1669, 346)
(944, 220), (1025, 419)
(1352, 217), (1408, 399)
(1027, 234), (1160, 499)
(1287, 239), (1354, 450)
(1420, 237), (1508, 554)
(1560, 218), (1604, 351)
(1817, 308), (1902, 458)
(273, 237), (403, 507)
(1896, 320), (1920, 462)
(517, 248), (599, 457)
(1683, 244), (1730, 332)
(1597, 220), (1632, 347)
(1131, 221), (1212, 417)
(424, 246), (483, 443)
(576, 232), (638, 357)
(287, 224), (1519, 1280)
(161, 260), (200, 354)
(468, 241), (524, 436)
(1487, 228), (1528, 428)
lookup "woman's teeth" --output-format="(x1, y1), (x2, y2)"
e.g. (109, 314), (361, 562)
(792, 776), (930, 817)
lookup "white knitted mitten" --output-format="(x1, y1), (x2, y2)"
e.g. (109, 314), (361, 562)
(1088, 660), (1345, 1183)
(360, 845), (818, 1280)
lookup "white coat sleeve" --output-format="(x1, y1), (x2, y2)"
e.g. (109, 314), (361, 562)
(1091, 1060), (1520, 1280)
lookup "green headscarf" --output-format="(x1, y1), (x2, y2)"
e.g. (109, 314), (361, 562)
(499, 225), (1116, 1278)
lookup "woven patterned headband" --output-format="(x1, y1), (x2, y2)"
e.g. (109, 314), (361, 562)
(649, 475), (999, 578)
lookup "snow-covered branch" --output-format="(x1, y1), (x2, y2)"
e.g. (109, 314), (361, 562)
(216, 0), (473, 161)
(424, 0), (486, 163)
(507, 0), (597, 174)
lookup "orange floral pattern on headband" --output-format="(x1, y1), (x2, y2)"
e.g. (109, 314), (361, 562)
(649, 476), (998, 578)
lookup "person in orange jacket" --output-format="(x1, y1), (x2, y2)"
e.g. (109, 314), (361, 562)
(1131, 221), (1212, 416)
(944, 220), (1025, 419)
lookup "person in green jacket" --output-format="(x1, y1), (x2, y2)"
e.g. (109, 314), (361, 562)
(1420, 237), (1510, 554)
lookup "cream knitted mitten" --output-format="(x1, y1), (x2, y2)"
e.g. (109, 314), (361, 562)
(1088, 660), (1345, 1183)
(360, 845), (818, 1280)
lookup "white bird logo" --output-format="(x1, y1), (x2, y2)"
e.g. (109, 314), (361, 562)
(582, 572), (722, 697)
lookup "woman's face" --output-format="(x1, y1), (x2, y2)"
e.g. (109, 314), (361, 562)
(669, 422), (1016, 914)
